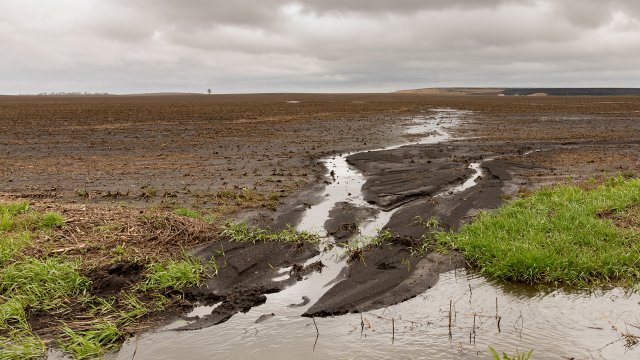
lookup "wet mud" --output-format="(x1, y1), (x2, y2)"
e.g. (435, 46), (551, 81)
(87, 261), (145, 297)
(324, 202), (378, 242)
(178, 239), (321, 330)
(303, 244), (465, 317)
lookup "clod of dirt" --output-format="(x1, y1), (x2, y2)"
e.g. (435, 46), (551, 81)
(289, 261), (325, 281)
(255, 313), (275, 323)
(324, 202), (378, 242)
(87, 261), (144, 297)
(288, 296), (311, 308)
(178, 288), (268, 330)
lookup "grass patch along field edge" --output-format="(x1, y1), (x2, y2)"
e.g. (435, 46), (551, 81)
(422, 175), (640, 288)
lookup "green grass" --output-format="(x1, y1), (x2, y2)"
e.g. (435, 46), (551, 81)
(222, 221), (320, 244)
(436, 176), (640, 286)
(0, 258), (89, 360)
(173, 207), (216, 224)
(139, 257), (205, 291)
(1, 257), (90, 310)
(0, 202), (29, 231)
(489, 347), (533, 360)
(174, 207), (202, 218)
(0, 232), (31, 265)
(0, 201), (64, 232)
(0, 330), (46, 360)
(60, 322), (121, 360)
(37, 212), (65, 228)
(0, 200), (215, 359)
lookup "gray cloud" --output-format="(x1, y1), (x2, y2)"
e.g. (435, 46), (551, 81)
(1, 0), (640, 94)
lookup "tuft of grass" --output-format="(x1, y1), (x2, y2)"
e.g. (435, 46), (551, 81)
(60, 322), (121, 360)
(173, 207), (217, 224)
(37, 212), (65, 228)
(339, 228), (395, 263)
(174, 207), (202, 219)
(0, 202), (64, 232)
(489, 346), (533, 360)
(139, 257), (205, 291)
(0, 202), (29, 231)
(222, 221), (320, 244)
(0, 232), (31, 265)
(0, 257), (88, 360)
(1, 257), (90, 310)
(0, 330), (46, 360)
(0, 200), (223, 357)
(437, 175), (640, 287)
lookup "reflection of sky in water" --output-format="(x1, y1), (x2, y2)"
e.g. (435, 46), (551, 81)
(116, 269), (640, 360)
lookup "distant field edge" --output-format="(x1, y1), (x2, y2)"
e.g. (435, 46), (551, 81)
(396, 87), (640, 96)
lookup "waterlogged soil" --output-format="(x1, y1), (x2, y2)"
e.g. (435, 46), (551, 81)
(3, 94), (640, 358)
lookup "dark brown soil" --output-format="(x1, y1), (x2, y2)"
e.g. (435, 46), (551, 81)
(88, 261), (145, 297)
(177, 238), (321, 330)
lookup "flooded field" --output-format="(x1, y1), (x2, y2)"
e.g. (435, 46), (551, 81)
(112, 108), (640, 359)
(3, 94), (640, 359)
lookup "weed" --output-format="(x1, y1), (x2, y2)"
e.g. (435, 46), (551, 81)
(413, 215), (441, 229)
(140, 185), (157, 199)
(75, 189), (89, 198)
(341, 228), (395, 263)
(0, 202), (29, 231)
(173, 207), (217, 224)
(216, 188), (239, 199)
(489, 346), (533, 360)
(208, 255), (221, 278)
(0, 257), (89, 359)
(112, 243), (126, 258)
(119, 293), (148, 321)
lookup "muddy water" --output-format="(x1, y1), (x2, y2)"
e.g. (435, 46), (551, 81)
(114, 109), (640, 359)
(117, 269), (640, 359)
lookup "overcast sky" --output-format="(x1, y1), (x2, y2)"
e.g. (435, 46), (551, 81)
(2, 0), (640, 94)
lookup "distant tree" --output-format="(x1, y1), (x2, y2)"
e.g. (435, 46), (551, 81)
(207, 88), (212, 95)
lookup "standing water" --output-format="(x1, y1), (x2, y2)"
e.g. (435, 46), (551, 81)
(115, 109), (640, 360)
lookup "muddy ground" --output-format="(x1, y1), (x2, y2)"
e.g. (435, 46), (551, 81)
(3, 94), (640, 332)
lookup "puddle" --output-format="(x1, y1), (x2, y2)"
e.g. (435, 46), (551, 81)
(114, 108), (640, 359)
(117, 269), (640, 360)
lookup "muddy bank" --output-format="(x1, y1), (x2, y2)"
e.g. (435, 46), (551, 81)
(304, 245), (465, 317)
(178, 239), (321, 330)
(324, 202), (378, 241)
(346, 145), (473, 209)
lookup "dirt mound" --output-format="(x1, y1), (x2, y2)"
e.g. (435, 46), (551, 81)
(87, 261), (145, 296)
